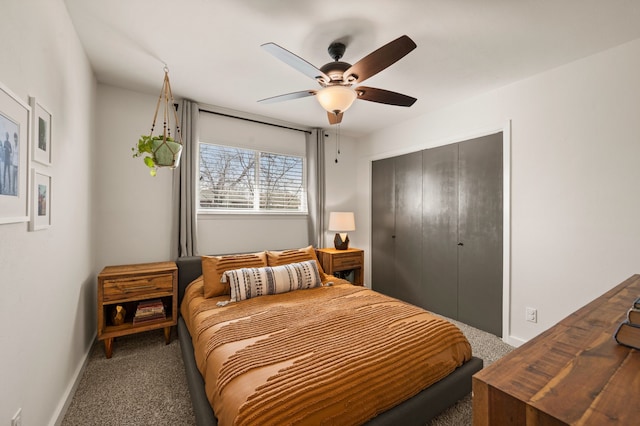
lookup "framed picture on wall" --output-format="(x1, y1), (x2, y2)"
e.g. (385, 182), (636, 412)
(0, 80), (30, 224)
(29, 97), (52, 166)
(29, 169), (51, 231)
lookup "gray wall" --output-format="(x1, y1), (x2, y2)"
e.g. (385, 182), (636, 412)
(94, 89), (360, 261)
(0, 1), (96, 424)
(356, 37), (640, 346)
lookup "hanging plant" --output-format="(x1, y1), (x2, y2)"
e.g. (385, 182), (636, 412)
(133, 135), (182, 176)
(132, 66), (183, 176)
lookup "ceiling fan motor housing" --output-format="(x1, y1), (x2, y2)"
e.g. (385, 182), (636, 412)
(320, 61), (352, 84)
(321, 42), (357, 84)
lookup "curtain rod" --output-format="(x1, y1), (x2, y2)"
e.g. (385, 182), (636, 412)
(199, 108), (312, 134)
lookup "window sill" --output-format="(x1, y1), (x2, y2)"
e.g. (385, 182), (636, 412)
(197, 211), (308, 220)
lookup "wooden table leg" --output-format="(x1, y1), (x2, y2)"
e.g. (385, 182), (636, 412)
(164, 326), (172, 344)
(472, 377), (488, 426)
(104, 338), (113, 359)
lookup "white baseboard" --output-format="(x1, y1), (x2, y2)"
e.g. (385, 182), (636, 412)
(505, 334), (527, 348)
(48, 334), (96, 426)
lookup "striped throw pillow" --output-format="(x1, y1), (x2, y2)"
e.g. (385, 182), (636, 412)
(223, 260), (322, 302)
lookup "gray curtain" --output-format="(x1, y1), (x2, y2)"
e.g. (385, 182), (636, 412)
(306, 129), (325, 248)
(171, 99), (199, 258)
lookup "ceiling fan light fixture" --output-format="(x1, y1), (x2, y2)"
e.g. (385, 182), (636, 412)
(316, 85), (357, 114)
(259, 35), (417, 125)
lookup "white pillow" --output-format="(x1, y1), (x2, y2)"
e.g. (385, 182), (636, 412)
(223, 260), (322, 302)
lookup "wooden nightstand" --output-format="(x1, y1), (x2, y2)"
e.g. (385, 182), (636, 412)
(97, 261), (177, 358)
(316, 248), (364, 286)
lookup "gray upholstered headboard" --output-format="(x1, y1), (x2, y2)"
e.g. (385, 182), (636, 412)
(176, 256), (203, 306)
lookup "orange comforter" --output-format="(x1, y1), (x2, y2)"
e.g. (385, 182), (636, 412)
(181, 279), (471, 426)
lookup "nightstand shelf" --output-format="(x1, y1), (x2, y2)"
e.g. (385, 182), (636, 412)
(97, 261), (177, 358)
(316, 248), (364, 286)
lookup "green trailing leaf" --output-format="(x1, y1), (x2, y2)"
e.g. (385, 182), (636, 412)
(132, 134), (176, 176)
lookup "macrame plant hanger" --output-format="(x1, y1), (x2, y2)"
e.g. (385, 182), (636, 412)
(148, 66), (183, 171)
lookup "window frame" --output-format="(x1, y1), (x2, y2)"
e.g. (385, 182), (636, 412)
(197, 141), (308, 216)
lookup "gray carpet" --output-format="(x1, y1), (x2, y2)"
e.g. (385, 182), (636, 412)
(62, 319), (513, 426)
(62, 329), (196, 426)
(426, 317), (514, 426)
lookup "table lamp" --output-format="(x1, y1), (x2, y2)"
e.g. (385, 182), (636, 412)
(328, 211), (355, 250)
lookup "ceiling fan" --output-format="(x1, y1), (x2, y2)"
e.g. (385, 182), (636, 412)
(258, 35), (418, 125)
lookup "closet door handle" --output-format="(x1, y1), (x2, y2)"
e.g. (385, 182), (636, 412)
(392, 235), (396, 239)
(457, 242), (464, 246)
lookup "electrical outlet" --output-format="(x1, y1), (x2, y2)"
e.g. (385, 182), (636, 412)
(11, 408), (22, 426)
(526, 307), (537, 323)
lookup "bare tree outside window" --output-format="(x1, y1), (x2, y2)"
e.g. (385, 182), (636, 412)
(259, 153), (304, 209)
(199, 143), (306, 212)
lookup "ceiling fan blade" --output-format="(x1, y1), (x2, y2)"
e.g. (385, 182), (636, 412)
(261, 42), (330, 83)
(258, 90), (317, 104)
(356, 86), (417, 107)
(344, 35), (416, 84)
(327, 111), (343, 125)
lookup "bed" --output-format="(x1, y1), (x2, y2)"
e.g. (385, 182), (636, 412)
(176, 248), (483, 426)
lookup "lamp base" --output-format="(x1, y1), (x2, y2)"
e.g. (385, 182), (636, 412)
(334, 233), (349, 250)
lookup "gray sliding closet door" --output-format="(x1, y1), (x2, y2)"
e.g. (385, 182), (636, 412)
(394, 151), (424, 307)
(457, 134), (503, 337)
(371, 158), (396, 296)
(422, 134), (503, 336)
(372, 133), (502, 337)
(422, 143), (459, 319)
(371, 152), (423, 306)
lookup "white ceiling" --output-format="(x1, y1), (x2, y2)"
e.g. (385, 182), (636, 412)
(64, 0), (640, 137)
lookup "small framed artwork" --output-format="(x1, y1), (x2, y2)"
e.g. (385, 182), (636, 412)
(0, 80), (30, 224)
(29, 97), (52, 166)
(29, 169), (51, 231)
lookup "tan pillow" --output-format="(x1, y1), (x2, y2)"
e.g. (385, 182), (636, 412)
(202, 252), (267, 298)
(266, 245), (326, 281)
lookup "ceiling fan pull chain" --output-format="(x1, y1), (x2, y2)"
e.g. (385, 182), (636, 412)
(334, 121), (341, 163)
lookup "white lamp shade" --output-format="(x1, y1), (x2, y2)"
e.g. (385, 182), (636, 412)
(328, 212), (356, 232)
(316, 86), (357, 114)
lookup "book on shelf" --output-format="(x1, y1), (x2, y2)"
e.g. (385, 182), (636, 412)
(627, 307), (640, 325)
(136, 300), (164, 310)
(133, 299), (166, 324)
(614, 321), (640, 350)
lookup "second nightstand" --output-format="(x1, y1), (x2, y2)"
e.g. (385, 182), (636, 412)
(316, 247), (364, 286)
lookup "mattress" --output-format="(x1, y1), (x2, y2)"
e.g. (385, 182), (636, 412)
(181, 278), (472, 426)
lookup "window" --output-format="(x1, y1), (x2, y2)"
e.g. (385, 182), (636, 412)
(199, 143), (307, 213)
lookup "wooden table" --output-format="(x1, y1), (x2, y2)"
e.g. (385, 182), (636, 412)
(473, 274), (640, 425)
(97, 261), (177, 358)
(316, 248), (364, 286)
